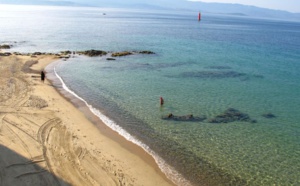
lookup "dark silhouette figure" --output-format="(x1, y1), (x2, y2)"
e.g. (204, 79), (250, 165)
(160, 97), (164, 106)
(41, 71), (45, 83)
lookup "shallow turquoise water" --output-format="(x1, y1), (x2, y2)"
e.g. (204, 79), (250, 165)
(55, 51), (300, 185)
(1, 5), (300, 185)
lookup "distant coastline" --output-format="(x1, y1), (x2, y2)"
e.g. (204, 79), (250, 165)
(0, 1), (299, 20)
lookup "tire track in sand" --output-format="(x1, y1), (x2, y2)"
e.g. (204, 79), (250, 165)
(38, 117), (97, 185)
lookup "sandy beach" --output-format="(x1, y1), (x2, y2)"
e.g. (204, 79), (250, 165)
(0, 53), (174, 186)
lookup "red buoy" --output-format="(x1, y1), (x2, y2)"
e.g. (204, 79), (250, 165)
(198, 12), (201, 21)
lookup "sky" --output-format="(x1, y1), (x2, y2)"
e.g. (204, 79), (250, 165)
(190, 0), (300, 13)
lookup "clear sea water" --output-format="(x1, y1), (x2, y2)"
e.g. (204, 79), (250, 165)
(1, 5), (300, 185)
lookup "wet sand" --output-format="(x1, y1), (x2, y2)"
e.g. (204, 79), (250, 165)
(0, 54), (174, 186)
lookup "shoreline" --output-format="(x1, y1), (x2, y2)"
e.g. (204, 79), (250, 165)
(46, 59), (178, 185)
(47, 60), (191, 186)
(0, 54), (174, 186)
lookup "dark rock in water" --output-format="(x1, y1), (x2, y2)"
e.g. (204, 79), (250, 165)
(32, 52), (39, 55)
(32, 52), (44, 55)
(77, 50), (107, 57)
(180, 71), (246, 79)
(111, 51), (133, 57)
(106, 58), (116, 61)
(75, 50), (154, 58)
(253, 74), (264, 79)
(262, 113), (276, 119)
(139, 50), (155, 54)
(0, 44), (11, 49)
(59, 55), (70, 59)
(208, 108), (255, 123)
(251, 119), (257, 123)
(60, 50), (72, 55)
(162, 113), (207, 122)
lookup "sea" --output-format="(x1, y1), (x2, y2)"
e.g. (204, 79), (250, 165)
(1, 4), (299, 186)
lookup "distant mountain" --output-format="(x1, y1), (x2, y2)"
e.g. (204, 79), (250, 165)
(0, 0), (299, 21)
(184, 2), (300, 21)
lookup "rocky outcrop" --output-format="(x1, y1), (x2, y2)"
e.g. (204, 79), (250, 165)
(111, 51), (133, 57)
(0, 49), (155, 59)
(0, 52), (11, 56)
(111, 51), (155, 57)
(60, 51), (73, 55)
(77, 50), (107, 57)
(13, 52), (23, 55)
(33, 52), (43, 55)
(139, 51), (155, 54)
(0, 44), (11, 49)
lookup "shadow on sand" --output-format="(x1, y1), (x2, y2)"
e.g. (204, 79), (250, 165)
(0, 144), (71, 186)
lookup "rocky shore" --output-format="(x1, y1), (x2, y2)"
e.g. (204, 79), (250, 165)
(0, 49), (155, 59)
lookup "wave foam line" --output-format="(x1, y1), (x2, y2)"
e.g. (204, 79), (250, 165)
(53, 65), (192, 186)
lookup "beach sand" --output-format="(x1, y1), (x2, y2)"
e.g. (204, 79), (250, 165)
(0, 54), (174, 186)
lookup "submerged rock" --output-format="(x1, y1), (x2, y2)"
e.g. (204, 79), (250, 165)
(111, 50), (155, 57)
(262, 113), (276, 119)
(139, 50), (155, 54)
(106, 58), (116, 61)
(205, 66), (232, 70)
(208, 108), (256, 123)
(162, 113), (207, 122)
(180, 71), (246, 79)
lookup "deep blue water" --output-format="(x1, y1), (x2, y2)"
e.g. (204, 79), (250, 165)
(1, 5), (300, 185)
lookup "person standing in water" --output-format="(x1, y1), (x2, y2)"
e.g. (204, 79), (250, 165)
(160, 97), (164, 106)
(41, 70), (45, 83)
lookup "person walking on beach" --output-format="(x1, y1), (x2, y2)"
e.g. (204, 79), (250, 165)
(41, 70), (45, 83)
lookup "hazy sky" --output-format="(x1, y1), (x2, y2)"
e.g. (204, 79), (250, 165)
(191, 0), (300, 13)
